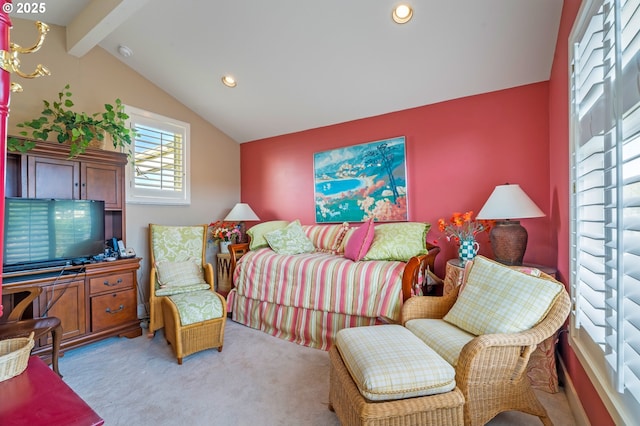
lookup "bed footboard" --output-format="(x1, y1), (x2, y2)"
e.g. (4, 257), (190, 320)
(401, 242), (441, 302)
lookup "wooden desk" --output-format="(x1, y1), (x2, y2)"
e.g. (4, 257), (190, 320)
(443, 258), (560, 393)
(0, 356), (103, 425)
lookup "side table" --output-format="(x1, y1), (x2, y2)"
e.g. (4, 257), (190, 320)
(216, 253), (233, 297)
(443, 258), (560, 393)
(0, 356), (103, 425)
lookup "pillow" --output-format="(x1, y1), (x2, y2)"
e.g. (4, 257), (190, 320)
(344, 219), (375, 261)
(155, 258), (205, 288)
(443, 256), (562, 335)
(363, 222), (430, 262)
(264, 220), (315, 255)
(337, 227), (356, 254)
(247, 220), (289, 250)
(302, 223), (349, 253)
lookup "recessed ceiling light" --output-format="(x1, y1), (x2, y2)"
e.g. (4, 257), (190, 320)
(222, 75), (237, 88)
(392, 4), (413, 24)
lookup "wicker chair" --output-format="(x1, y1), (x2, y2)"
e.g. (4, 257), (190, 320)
(402, 267), (571, 426)
(148, 224), (215, 336)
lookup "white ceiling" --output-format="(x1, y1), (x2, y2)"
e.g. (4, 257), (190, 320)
(13, 0), (563, 143)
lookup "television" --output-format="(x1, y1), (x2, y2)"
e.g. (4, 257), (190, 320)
(3, 198), (106, 273)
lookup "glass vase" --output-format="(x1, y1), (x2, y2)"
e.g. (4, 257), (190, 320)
(458, 239), (479, 264)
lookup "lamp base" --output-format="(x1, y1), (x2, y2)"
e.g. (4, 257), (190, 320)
(489, 220), (528, 266)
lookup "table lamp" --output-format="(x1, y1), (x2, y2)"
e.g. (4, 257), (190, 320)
(224, 203), (260, 243)
(476, 183), (545, 266)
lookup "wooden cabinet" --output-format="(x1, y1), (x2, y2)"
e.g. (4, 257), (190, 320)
(9, 139), (128, 241)
(3, 258), (142, 356)
(3, 138), (139, 356)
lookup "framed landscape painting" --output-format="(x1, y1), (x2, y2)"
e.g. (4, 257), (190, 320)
(314, 136), (408, 223)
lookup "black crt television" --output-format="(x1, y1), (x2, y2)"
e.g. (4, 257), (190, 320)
(3, 198), (105, 273)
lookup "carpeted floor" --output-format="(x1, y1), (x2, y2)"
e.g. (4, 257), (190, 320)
(60, 321), (576, 425)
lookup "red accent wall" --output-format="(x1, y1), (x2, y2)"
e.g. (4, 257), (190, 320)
(549, 0), (614, 424)
(241, 2), (615, 422)
(241, 83), (553, 277)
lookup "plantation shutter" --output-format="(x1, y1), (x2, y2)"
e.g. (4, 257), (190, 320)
(133, 124), (184, 192)
(125, 106), (191, 205)
(571, 0), (640, 407)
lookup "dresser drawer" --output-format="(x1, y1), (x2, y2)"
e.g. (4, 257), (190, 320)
(91, 290), (137, 332)
(89, 272), (133, 295)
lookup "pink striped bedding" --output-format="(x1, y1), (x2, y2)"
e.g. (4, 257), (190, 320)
(230, 248), (406, 349)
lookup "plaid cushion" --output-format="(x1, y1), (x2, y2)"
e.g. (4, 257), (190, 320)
(336, 325), (455, 401)
(443, 256), (562, 335)
(405, 319), (475, 367)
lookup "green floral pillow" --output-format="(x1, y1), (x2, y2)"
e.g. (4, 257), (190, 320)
(247, 220), (290, 250)
(265, 220), (315, 255)
(363, 222), (430, 262)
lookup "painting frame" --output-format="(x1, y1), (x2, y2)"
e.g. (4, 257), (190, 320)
(313, 136), (408, 223)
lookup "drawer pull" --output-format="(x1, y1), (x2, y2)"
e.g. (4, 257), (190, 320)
(103, 278), (123, 287)
(105, 304), (125, 314)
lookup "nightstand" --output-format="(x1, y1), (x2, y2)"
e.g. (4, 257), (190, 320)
(443, 258), (560, 393)
(216, 253), (233, 297)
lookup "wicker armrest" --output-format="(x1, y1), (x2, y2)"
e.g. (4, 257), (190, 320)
(401, 287), (460, 324)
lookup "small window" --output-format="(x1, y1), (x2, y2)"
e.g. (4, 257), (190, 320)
(125, 106), (191, 205)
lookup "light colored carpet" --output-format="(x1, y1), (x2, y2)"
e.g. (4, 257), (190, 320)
(60, 321), (576, 425)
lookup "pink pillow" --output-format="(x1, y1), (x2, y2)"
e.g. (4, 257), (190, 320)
(344, 219), (375, 261)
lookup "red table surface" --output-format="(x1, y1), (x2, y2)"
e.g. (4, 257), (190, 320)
(0, 356), (103, 426)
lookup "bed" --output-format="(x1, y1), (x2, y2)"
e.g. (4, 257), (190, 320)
(227, 220), (440, 350)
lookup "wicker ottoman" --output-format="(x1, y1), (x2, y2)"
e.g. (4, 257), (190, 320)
(329, 326), (465, 426)
(162, 290), (226, 364)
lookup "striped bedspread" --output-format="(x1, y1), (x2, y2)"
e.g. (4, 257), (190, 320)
(232, 248), (406, 322)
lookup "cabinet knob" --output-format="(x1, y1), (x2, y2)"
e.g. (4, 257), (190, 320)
(105, 304), (124, 314)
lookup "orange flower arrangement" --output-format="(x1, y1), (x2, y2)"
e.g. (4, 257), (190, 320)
(437, 211), (493, 243)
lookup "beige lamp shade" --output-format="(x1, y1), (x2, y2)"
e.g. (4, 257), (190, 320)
(224, 203), (259, 243)
(476, 184), (544, 266)
(476, 184), (545, 220)
(224, 203), (260, 222)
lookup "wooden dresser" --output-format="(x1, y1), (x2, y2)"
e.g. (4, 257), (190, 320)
(2, 140), (141, 356)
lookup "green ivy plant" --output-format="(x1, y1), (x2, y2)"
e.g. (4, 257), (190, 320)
(8, 84), (135, 158)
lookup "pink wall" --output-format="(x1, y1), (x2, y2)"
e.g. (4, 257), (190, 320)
(549, 0), (614, 424)
(241, 83), (553, 277)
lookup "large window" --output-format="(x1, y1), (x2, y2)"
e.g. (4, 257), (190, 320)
(570, 0), (640, 422)
(125, 106), (191, 205)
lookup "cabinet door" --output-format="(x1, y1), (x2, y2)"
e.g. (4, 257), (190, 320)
(39, 278), (86, 343)
(27, 156), (80, 199)
(81, 162), (122, 209)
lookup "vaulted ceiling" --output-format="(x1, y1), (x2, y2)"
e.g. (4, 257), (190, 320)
(15, 0), (563, 143)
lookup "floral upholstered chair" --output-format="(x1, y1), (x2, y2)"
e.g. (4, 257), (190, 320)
(148, 224), (212, 336)
(148, 224), (226, 363)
